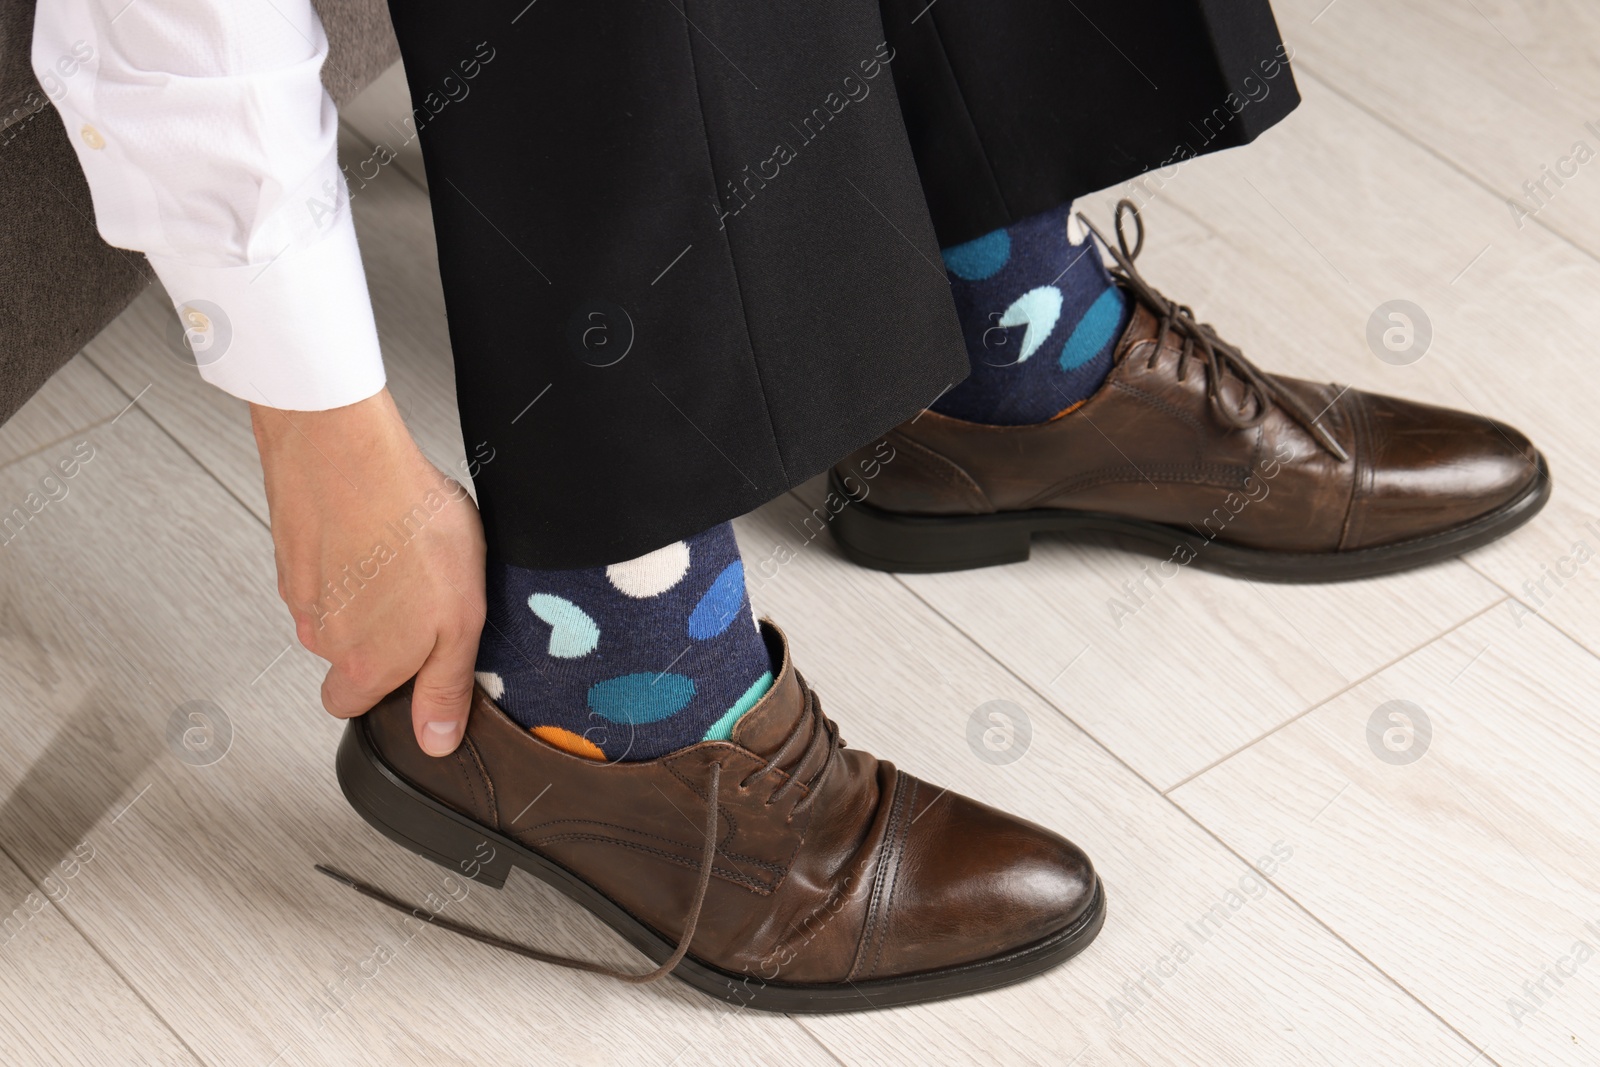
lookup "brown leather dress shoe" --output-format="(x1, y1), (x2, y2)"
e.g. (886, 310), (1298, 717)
(830, 203), (1550, 580)
(329, 621), (1103, 1013)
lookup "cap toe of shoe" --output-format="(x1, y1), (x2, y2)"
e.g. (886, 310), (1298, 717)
(1343, 391), (1545, 549)
(864, 782), (1097, 980)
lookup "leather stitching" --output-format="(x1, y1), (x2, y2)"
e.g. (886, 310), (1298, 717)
(868, 775), (918, 981)
(664, 749), (809, 807)
(656, 686), (825, 893)
(888, 432), (994, 512)
(460, 736), (498, 831)
(1021, 462), (1248, 509)
(452, 750), (484, 824)
(1111, 379), (1210, 435)
(849, 778), (899, 981)
(529, 833), (776, 893)
(1337, 388), (1371, 550)
(517, 817), (786, 873)
(663, 756), (747, 853)
(850, 770), (912, 981)
(662, 752), (811, 885)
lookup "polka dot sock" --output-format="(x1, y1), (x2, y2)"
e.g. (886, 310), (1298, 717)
(934, 203), (1131, 426)
(473, 522), (774, 762)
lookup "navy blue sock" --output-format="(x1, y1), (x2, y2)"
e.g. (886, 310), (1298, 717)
(934, 203), (1131, 425)
(473, 522), (774, 762)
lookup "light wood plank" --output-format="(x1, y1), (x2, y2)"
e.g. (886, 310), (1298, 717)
(1172, 604), (1600, 1067)
(339, 61), (430, 193)
(0, 410), (831, 1066)
(1283, 0), (1600, 252)
(739, 491), (1478, 1066)
(0, 355), (129, 470)
(0, 847), (198, 1066)
(880, 492), (1501, 791)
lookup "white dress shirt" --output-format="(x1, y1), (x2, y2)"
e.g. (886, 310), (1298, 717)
(32, 0), (386, 411)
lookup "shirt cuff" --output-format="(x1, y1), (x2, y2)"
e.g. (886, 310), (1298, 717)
(147, 211), (387, 411)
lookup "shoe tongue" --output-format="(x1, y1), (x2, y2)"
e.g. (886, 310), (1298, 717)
(1113, 301), (1159, 365)
(730, 621), (809, 756)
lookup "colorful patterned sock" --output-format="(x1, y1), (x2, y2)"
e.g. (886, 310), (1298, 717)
(934, 203), (1131, 425)
(473, 522), (774, 762)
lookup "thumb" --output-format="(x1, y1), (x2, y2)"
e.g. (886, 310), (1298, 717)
(411, 630), (479, 757)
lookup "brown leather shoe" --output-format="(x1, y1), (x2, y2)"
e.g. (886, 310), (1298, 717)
(329, 621), (1103, 1012)
(829, 202), (1550, 580)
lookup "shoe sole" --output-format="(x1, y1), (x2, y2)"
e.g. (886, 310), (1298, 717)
(334, 715), (1107, 1013)
(828, 454), (1552, 580)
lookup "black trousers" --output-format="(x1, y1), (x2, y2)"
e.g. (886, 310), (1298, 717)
(383, 0), (1298, 568)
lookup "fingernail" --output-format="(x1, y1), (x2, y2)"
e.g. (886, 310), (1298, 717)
(422, 720), (462, 755)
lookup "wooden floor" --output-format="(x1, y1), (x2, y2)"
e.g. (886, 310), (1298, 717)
(5, 3), (1599, 1063)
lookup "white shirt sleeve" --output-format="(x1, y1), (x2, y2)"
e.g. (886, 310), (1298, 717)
(32, 0), (387, 411)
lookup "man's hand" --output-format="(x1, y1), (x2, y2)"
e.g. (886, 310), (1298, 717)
(252, 389), (487, 756)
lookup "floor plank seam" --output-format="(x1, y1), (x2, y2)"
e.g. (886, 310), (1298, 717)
(0, 830), (209, 1066)
(1460, 555), (1600, 667)
(337, 116), (430, 199)
(1160, 789), (1503, 1067)
(1161, 592), (1511, 794)
(792, 1021), (854, 1067)
(1294, 61), (1600, 272)
(888, 574), (1502, 1063)
(0, 409), (123, 477)
(79, 353), (274, 535)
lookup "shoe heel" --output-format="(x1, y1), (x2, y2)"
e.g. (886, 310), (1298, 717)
(336, 720), (513, 889)
(829, 474), (1032, 573)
